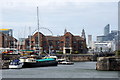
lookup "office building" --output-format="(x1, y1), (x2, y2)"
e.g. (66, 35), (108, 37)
(104, 24), (110, 36)
(88, 35), (92, 48)
(92, 41), (115, 52)
(0, 29), (13, 36)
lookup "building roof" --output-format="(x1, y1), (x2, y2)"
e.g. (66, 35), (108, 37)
(0, 29), (11, 31)
(0, 32), (17, 41)
(30, 32), (84, 41)
(33, 32), (44, 36)
(64, 32), (73, 36)
(46, 36), (61, 40)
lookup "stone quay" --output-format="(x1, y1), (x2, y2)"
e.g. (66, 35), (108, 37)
(96, 57), (120, 71)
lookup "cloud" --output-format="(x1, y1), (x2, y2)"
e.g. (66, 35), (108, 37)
(0, 0), (118, 40)
(1, 0), (119, 8)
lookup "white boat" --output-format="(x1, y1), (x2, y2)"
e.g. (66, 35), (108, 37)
(59, 61), (74, 65)
(9, 59), (24, 69)
(57, 58), (74, 65)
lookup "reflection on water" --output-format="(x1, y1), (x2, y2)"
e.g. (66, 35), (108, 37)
(2, 62), (119, 78)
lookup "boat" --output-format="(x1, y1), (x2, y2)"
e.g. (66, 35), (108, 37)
(43, 55), (58, 61)
(59, 61), (74, 65)
(1, 48), (19, 54)
(21, 58), (58, 68)
(57, 58), (74, 65)
(19, 7), (58, 68)
(9, 59), (24, 69)
(57, 58), (66, 63)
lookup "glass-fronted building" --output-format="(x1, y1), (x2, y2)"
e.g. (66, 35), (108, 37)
(0, 29), (13, 36)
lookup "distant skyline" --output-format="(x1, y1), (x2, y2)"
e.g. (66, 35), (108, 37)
(0, 0), (118, 41)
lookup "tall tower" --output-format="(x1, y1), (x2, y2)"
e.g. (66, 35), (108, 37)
(64, 28), (67, 34)
(81, 29), (86, 40)
(104, 24), (110, 36)
(88, 35), (92, 48)
(81, 29), (87, 53)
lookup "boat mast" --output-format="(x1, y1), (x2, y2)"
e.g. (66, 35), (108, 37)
(17, 29), (19, 50)
(29, 26), (31, 50)
(37, 7), (40, 56)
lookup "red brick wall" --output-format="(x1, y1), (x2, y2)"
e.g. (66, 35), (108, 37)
(24, 32), (87, 53)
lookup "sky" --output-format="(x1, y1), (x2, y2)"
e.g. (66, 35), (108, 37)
(0, 0), (119, 42)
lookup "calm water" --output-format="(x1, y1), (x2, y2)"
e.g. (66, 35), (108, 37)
(2, 62), (120, 78)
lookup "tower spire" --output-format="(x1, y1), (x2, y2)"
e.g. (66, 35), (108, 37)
(64, 28), (67, 34)
(81, 29), (86, 39)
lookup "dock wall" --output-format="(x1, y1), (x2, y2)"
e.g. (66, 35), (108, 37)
(96, 57), (120, 71)
(50, 54), (93, 62)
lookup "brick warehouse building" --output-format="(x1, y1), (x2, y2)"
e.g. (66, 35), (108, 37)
(24, 29), (87, 54)
(0, 29), (17, 48)
(0, 32), (17, 48)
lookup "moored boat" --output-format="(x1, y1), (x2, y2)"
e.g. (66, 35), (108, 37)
(9, 59), (24, 69)
(59, 61), (74, 65)
(43, 55), (58, 60)
(57, 58), (74, 65)
(20, 57), (58, 68)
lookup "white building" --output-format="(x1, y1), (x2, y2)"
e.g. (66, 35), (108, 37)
(92, 41), (115, 52)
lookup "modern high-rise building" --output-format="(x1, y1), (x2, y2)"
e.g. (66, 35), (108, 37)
(0, 29), (13, 36)
(88, 35), (92, 48)
(97, 24), (117, 42)
(96, 24), (119, 51)
(97, 36), (106, 42)
(81, 29), (86, 40)
(104, 24), (110, 36)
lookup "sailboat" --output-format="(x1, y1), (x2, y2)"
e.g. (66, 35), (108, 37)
(21, 7), (58, 68)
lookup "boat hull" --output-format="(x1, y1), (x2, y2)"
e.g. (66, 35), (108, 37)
(9, 64), (23, 69)
(59, 61), (74, 65)
(22, 60), (58, 68)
